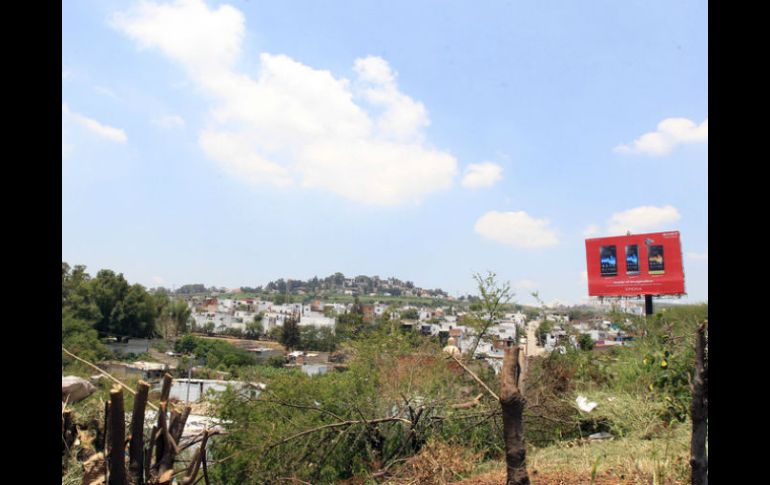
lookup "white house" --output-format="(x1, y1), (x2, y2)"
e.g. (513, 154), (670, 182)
(299, 312), (336, 329)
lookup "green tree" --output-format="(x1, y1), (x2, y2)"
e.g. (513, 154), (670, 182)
(400, 308), (419, 320)
(536, 320), (553, 346)
(300, 326), (320, 349)
(62, 312), (109, 366)
(336, 311), (364, 340)
(323, 306), (336, 318)
(246, 318), (264, 339)
(87, 269), (158, 338)
(170, 298), (192, 335)
(577, 333), (595, 351)
(317, 326), (337, 352)
(466, 271), (514, 358)
(62, 263), (100, 322)
(274, 293), (291, 305)
(267, 326), (283, 342)
(62, 261), (71, 305)
(280, 318), (301, 350)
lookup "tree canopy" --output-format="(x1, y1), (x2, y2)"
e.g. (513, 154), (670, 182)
(62, 262), (162, 339)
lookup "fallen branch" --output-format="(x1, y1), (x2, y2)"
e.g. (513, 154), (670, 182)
(253, 397), (345, 421)
(181, 430), (209, 485)
(264, 417), (411, 453)
(450, 393), (483, 410)
(178, 430), (223, 454)
(447, 354), (499, 401)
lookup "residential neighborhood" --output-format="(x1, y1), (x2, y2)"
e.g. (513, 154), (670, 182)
(176, 287), (639, 365)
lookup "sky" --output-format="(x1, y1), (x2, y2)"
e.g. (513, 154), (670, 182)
(62, 0), (708, 305)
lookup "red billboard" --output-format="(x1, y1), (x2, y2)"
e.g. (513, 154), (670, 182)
(585, 231), (685, 296)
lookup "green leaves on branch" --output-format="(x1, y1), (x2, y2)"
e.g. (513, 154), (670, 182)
(465, 271), (514, 358)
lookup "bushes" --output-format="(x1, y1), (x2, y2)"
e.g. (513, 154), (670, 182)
(204, 304), (706, 483)
(604, 304), (707, 423)
(62, 312), (110, 370)
(209, 333), (506, 483)
(173, 335), (257, 371)
(299, 326), (337, 352)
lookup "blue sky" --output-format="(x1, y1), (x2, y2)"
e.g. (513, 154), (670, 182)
(62, 0), (708, 305)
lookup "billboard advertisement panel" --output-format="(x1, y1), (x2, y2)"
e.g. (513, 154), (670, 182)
(585, 231), (685, 296)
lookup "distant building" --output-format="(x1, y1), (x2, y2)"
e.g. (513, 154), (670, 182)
(299, 312), (335, 329)
(99, 361), (171, 381)
(106, 338), (151, 356)
(362, 304), (375, 323)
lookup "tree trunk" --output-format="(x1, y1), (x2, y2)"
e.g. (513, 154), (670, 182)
(500, 346), (529, 485)
(101, 400), (111, 453)
(159, 373), (173, 403)
(62, 409), (74, 456)
(129, 380), (150, 485)
(171, 406), (191, 444)
(691, 321), (708, 485)
(108, 386), (127, 485)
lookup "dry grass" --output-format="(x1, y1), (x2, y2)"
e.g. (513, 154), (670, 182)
(452, 468), (656, 485)
(451, 424), (690, 485)
(385, 440), (483, 485)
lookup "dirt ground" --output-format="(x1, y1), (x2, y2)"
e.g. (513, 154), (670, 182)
(194, 335), (285, 350)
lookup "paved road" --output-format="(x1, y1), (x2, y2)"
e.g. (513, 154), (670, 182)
(524, 319), (545, 357)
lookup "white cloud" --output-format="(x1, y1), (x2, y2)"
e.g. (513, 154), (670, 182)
(112, 0), (456, 205)
(614, 117), (708, 156)
(474, 211), (559, 248)
(94, 85), (120, 99)
(152, 276), (165, 285)
(606, 205), (681, 234)
(199, 130), (293, 187)
(687, 250), (708, 262)
(111, 0), (245, 75)
(354, 56), (394, 85)
(153, 114), (186, 129)
(461, 162), (503, 189)
(62, 103), (128, 143)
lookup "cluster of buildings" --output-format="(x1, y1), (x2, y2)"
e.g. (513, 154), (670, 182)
(541, 317), (635, 352)
(186, 296), (513, 338)
(184, 295), (634, 357)
(188, 297), (338, 333)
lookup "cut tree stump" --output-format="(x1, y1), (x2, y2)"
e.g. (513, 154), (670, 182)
(500, 346), (530, 485)
(108, 386), (127, 485)
(690, 321), (708, 485)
